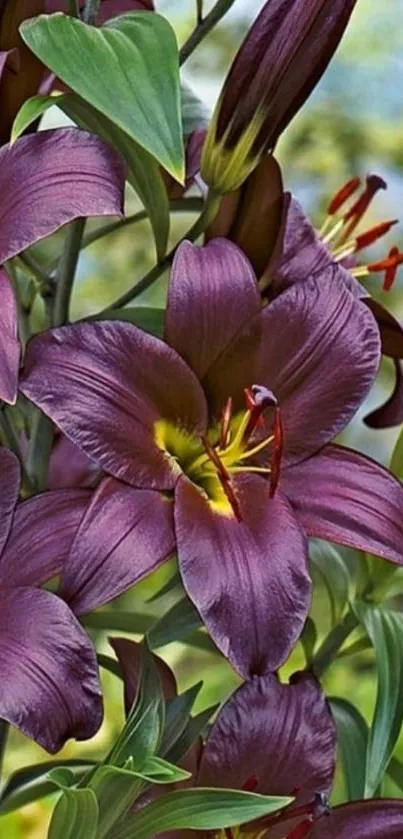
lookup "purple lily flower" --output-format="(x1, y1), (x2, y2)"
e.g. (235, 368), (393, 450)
(0, 445), (102, 752)
(201, 0), (358, 192)
(184, 672), (403, 839)
(0, 126), (124, 402)
(210, 155), (403, 428)
(21, 239), (403, 676)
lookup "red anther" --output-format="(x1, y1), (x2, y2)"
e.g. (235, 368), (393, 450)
(270, 407), (284, 498)
(368, 249), (403, 275)
(242, 774), (259, 792)
(220, 397), (233, 449)
(327, 176), (361, 215)
(383, 246), (400, 291)
(285, 818), (314, 839)
(340, 174), (387, 243)
(244, 386), (277, 440)
(244, 387), (257, 412)
(201, 434), (230, 481)
(354, 219), (398, 251)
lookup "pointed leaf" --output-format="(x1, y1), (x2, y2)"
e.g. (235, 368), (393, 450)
(47, 788), (98, 839)
(354, 601), (403, 796)
(165, 703), (219, 767)
(88, 764), (143, 838)
(300, 616), (317, 666)
(330, 697), (368, 801)
(160, 683), (202, 759)
(0, 761), (95, 815)
(139, 755), (191, 783)
(310, 541), (350, 626)
(112, 788), (292, 839)
(11, 93), (56, 142)
(148, 595), (203, 648)
(20, 12), (184, 179)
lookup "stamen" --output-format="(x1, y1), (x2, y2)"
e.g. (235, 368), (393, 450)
(285, 818), (314, 839)
(339, 174), (387, 243)
(354, 219), (398, 251)
(201, 434), (243, 522)
(384, 246), (400, 291)
(234, 433), (274, 463)
(368, 249), (403, 274)
(242, 774), (259, 792)
(321, 217), (345, 245)
(270, 407), (284, 498)
(244, 385), (277, 441)
(220, 397), (233, 449)
(327, 176), (361, 216)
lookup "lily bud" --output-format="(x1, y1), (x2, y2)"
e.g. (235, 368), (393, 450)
(201, 0), (358, 193)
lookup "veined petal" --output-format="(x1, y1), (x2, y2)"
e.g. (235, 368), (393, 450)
(175, 475), (310, 678)
(0, 270), (20, 404)
(310, 800), (403, 838)
(205, 276), (380, 465)
(197, 672), (335, 803)
(48, 434), (101, 489)
(0, 586), (102, 752)
(268, 195), (332, 293)
(0, 447), (20, 554)
(109, 637), (177, 715)
(21, 321), (208, 490)
(282, 444), (403, 564)
(165, 239), (260, 381)
(61, 477), (175, 615)
(0, 488), (91, 587)
(0, 128), (125, 265)
(364, 360), (403, 429)
(365, 298), (403, 358)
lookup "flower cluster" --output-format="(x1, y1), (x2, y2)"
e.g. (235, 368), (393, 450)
(0, 0), (402, 835)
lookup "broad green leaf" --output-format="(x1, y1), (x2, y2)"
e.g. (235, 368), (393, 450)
(90, 307), (164, 337)
(148, 595), (203, 648)
(107, 640), (165, 769)
(82, 610), (155, 634)
(160, 683), (202, 759)
(47, 788), (98, 839)
(61, 95), (170, 260)
(300, 616), (317, 665)
(354, 601), (403, 796)
(310, 541), (350, 626)
(330, 697), (368, 800)
(89, 765), (143, 838)
(0, 761), (95, 815)
(112, 788), (292, 839)
(181, 81), (209, 136)
(20, 13), (184, 180)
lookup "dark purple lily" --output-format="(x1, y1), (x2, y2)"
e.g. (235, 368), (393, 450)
(201, 0), (358, 192)
(183, 671), (403, 839)
(0, 126), (125, 402)
(0, 445), (102, 752)
(211, 155), (403, 428)
(21, 238), (403, 678)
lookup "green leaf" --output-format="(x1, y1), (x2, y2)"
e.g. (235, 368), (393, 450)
(47, 788), (99, 839)
(148, 595), (203, 648)
(160, 683), (202, 759)
(89, 764), (143, 838)
(330, 697), (368, 800)
(20, 12), (184, 180)
(310, 541), (350, 626)
(390, 424), (403, 478)
(164, 703), (219, 768)
(387, 756), (403, 792)
(90, 307), (164, 337)
(60, 95), (170, 261)
(138, 755), (191, 783)
(11, 93), (58, 142)
(300, 617), (317, 666)
(112, 788), (292, 839)
(107, 640), (165, 769)
(81, 610), (155, 634)
(0, 761), (96, 815)
(354, 601), (403, 796)
(181, 81), (209, 136)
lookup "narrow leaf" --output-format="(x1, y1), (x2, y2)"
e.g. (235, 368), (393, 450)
(354, 601), (403, 796)
(112, 788), (292, 839)
(330, 697), (368, 800)
(148, 596), (203, 648)
(20, 12), (184, 179)
(160, 683), (202, 759)
(165, 703), (219, 767)
(0, 761), (96, 815)
(47, 788), (98, 839)
(310, 541), (350, 626)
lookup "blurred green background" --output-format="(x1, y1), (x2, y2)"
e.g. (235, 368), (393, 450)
(3, 0), (403, 835)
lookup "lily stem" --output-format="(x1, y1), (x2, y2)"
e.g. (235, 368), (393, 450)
(310, 609), (358, 679)
(179, 0), (237, 65)
(82, 0), (100, 24)
(53, 218), (86, 327)
(99, 191), (221, 311)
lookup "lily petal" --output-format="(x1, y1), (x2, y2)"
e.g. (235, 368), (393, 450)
(282, 443), (403, 564)
(0, 270), (20, 404)
(0, 487), (91, 587)
(61, 477), (175, 615)
(310, 800), (403, 838)
(21, 321), (207, 490)
(0, 586), (102, 752)
(205, 276), (380, 464)
(165, 239), (260, 381)
(0, 128), (125, 265)
(197, 672), (335, 802)
(109, 637), (177, 715)
(364, 360), (403, 429)
(0, 447), (20, 553)
(175, 475), (310, 678)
